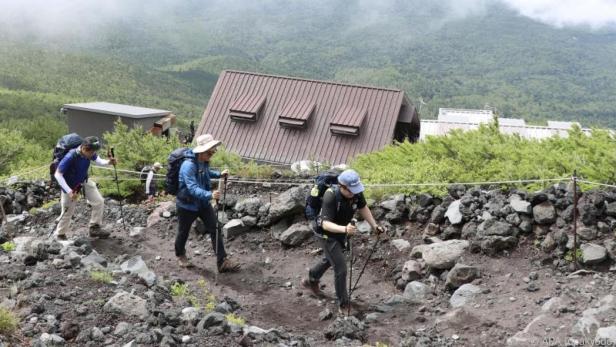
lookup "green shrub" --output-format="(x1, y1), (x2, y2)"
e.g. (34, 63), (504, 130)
(353, 124), (616, 197)
(1, 242), (16, 252)
(0, 307), (18, 335)
(170, 282), (190, 297)
(225, 313), (245, 327)
(90, 270), (113, 284)
(564, 248), (584, 263)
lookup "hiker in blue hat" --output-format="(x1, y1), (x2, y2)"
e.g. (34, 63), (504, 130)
(302, 169), (383, 315)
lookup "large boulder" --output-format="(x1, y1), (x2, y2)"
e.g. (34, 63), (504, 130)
(480, 236), (518, 255)
(234, 197), (262, 217)
(450, 284), (482, 308)
(260, 187), (307, 226)
(533, 201), (556, 225)
(477, 219), (514, 237)
(509, 195), (531, 214)
(223, 219), (249, 239)
(580, 243), (608, 265)
(279, 223), (312, 247)
(403, 281), (429, 302)
(104, 291), (149, 319)
(411, 240), (469, 270)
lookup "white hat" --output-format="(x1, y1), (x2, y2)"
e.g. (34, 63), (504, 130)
(193, 134), (221, 154)
(152, 162), (163, 169)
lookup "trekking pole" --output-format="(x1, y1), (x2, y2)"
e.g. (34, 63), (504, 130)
(350, 226), (383, 296)
(348, 218), (357, 316)
(109, 148), (126, 231)
(214, 174), (227, 285)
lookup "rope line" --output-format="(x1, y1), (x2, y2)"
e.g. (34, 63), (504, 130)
(577, 180), (616, 189)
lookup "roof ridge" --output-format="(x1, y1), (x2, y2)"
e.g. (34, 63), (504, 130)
(222, 70), (404, 93)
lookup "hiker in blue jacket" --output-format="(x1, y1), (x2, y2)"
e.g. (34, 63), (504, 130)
(54, 136), (117, 240)
(175, 134), (241, 272)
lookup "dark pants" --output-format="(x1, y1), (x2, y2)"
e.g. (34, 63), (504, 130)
(308, 237), (349, 307)
(175, 205), (226, 266)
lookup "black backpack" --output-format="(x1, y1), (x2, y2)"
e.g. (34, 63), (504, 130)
(49, 133), (83, 183)
(165, 148), (190, 195)
(305, 171), (341, 221)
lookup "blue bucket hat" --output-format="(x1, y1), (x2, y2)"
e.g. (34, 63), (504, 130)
(338, 169), (364, 195)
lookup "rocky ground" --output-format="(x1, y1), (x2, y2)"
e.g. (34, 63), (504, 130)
(1, 181), (616, 347)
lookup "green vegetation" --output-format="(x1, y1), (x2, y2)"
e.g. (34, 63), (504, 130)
(565, 248), (584, 263)
(90, 270), (113, 284)
(169, 279), (218, 311)
(353, 123), (616, 197)
(0, 307), (18, 335)
(1, 242), (16, 252)
(225, 313), (246, 327)
(170, 282), (190, 298)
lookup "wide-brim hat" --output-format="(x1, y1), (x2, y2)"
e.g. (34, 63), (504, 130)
(193, 134), (221, 154)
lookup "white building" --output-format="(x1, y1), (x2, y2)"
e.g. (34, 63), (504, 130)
(420, 108), (592, 140)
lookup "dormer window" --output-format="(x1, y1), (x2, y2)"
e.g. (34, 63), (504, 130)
(330, 105), (367, 136)
(228, 95), (266, 122)
(278, 99), (315, 129)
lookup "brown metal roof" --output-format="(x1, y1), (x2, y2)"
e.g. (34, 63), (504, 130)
(278, 98), (315, 128)
(197, 70), (416, 165)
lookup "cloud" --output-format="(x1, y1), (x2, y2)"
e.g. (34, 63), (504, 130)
(499, 0), (616, 29)
(0, 0), (615, 42)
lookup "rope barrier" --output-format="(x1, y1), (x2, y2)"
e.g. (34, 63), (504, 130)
(577, 180), (616, 189)
(5, 161), (615, 192)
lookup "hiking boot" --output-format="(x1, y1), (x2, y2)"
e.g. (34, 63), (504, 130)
(55, 234), (68, 241)
(88, 224), (110, 239)
(301, 278), (322, 296)
(178, 256), (194, 268)
(338, 303), (359, 316)
(218, 258), (241, 273)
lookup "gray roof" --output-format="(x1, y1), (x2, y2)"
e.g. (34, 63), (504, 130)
(63, 102), (171, 119)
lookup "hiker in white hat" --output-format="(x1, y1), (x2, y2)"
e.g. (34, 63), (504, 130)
(174, 134), (241, 272)
(143, 162), (163, 203)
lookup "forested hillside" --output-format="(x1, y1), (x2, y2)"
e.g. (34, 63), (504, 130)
(0, 0), (615, 174)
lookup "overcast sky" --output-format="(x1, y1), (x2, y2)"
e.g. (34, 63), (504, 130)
(0, 0), (615, 39)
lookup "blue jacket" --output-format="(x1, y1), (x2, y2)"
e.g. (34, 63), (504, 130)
(176, 149), (221, 211)
(57, 149), (97, 193)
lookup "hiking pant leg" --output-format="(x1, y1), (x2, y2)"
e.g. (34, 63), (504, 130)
(176, 207), (198, 257)
(199, 203), (226, 266)
(84, 181), (104, 226)
(308, 237), (331, 282)
(55, 191), (77, 236)
(323, 239), (349, 307)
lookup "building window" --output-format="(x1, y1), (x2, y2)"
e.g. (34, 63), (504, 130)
(228, 95), (266, 122)
(278, 99), (315, 129)
(329, 105), (366, 136)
